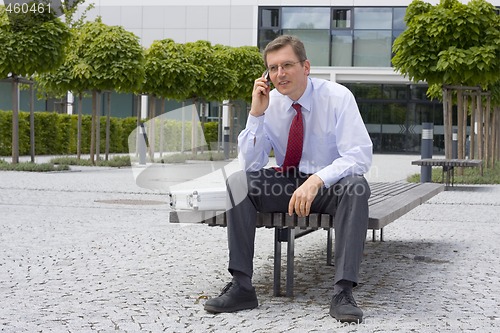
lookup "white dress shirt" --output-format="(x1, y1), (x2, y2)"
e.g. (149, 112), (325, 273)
(238, 77), (373, 188)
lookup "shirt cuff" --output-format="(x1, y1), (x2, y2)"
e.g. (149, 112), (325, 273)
(315, 169), (338, 189)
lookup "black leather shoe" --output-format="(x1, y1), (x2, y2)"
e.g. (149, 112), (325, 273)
(204, 280), (258, 314)
(329, 289), (363, 323)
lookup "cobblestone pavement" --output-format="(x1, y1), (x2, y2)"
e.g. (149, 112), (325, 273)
(0, 159), (499, 332)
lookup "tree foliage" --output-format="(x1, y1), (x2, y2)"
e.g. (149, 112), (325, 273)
(182, 40), (236, 102)
(74, 19), (145, 93)
(142, 40), (264, 103)
(392, 0), (500, 96)
(0, 5), (70, 77)
(211, 44), (238, 101)
(37, 18), (144, 96)
(225, 46), (266, 103)
(143, 39), (201, 100)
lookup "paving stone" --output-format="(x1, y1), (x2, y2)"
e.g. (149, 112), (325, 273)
(0, 160), (499, 332)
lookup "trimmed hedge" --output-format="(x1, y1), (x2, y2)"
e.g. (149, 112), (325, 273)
(145, 119), (219, 152)
(0, 110), (220, 156)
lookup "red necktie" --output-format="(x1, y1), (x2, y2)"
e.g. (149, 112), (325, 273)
(281, 103), (303, 170)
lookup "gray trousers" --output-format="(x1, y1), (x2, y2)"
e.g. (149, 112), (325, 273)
(226, 168), (370, 286)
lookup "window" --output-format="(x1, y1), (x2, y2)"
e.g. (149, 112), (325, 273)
(283, 29), (330, 66)
(331, 31), (352, 66)
(282, 7), (330, 29)
(259, 8), (281, 52)
(281, 7), (330, 66)
(354, 8), (392, 29)
(352, 8), (394, 67)
(261, 8), (280, 28)
(258, 6), (408, 68)
(333, 9), (351, 28)
(353, 30), (392, 67)
(344, 83), (444, 153)
(258, 30), (281, 52)
(393, 7), (407, 30)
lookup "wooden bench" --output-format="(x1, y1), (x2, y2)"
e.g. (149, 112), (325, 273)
(169, 181), (444, 297)
(411, 159), (482, 187)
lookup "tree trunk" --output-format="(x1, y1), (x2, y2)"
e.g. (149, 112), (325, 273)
(191, 100), (198, 155)
(492, 106), (498, 167)
(95, 91), (101, 161)
(442, 87), (452, 158)
(447, 90), (453, 159)
(105, 91), (111, 161)
(470, 95), (476, 159)
(11, 76), (19, 164)
(77, 94), (83, 159)
(495, 107), (500, 166)
(181, 101), (185, 153)
(457, 90), (464, 175)
(477, 92), (483, 162)
(462, 94), (468, 155)
(148, 95), (156, 162)
(90, 90), (96, 165)
(135, 94), (142, 158)
(476, 92), (484, 176)
(159, 98), (165, 157)
(229, 102), (235, 156)
(199, 101), (206, 154)
(29, 82), (35, 163)
(484, 95), (491, 168)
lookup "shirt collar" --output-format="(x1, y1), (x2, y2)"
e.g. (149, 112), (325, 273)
(286, 77), (313, 113)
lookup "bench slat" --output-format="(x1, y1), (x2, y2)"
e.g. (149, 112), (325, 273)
(368, 182), (444, 229)
(412, 158), (482, 167)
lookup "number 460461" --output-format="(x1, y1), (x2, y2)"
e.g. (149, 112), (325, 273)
(6, 2), (52, 14)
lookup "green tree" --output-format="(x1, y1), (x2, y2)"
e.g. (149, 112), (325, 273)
(0, 4), (70, 163)
(181, 41), (237, 153)
(142, 40), (264, 158)
(144, 39), (201, 102)
(142, 39), (202, 159)
(392, 0), (500, 161)
(393, 0), (499, 88)
(36, 1), (95, 159)
(37, 18), (144, 163)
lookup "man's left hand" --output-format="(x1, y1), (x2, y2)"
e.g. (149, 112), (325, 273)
(288, 174), (324, 217)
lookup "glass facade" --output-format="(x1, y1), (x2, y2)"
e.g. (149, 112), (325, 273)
(258, 6), (406, 67)
(344, 83), (449, 154)
(257, 6), (456, 154)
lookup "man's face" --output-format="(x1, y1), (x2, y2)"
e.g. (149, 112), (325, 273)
(266, 45), (310, 101)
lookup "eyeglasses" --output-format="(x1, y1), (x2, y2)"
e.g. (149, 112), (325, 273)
(267, 60), (303, 74)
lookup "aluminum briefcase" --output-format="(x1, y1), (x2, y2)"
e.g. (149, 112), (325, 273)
(168, 188), (227, 211)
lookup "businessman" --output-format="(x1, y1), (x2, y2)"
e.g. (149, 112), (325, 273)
(204, 35), (373, 324)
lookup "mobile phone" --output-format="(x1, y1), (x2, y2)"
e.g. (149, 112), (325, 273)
(263, 69), (270, 86)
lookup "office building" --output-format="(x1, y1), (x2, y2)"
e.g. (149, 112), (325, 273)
(1, 0), (498, 153)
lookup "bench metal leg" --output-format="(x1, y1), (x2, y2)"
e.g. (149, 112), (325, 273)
(273, 227), (296, 297)
(443, 166), (454, 188)
(371, 228), (384, 242)
(286, 228), (295, 297)
(273, 228), (282, 296)
(326, 228), (333, 266)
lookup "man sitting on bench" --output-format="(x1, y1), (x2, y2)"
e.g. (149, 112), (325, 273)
(204, 35), (373, 324)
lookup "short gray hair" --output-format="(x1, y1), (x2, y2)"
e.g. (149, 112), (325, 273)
(263, 35), (307, 67)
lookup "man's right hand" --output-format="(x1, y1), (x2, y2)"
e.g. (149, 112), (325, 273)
(249, 74), (271, 117)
